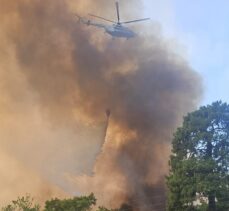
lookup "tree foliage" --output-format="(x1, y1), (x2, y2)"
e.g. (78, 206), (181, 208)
(167, 101), (229, 211)
(97, 203), (133, 211)
(1, 195), (40, 211)
(44, 193), (96, 211)
(1, 194), (132, 211)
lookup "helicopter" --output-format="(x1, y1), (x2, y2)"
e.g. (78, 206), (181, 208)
(76, 1), (150, 39)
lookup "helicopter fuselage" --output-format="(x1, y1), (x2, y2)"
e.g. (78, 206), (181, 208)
(76, 0), (149, 39)
(105, 24), (136, 38)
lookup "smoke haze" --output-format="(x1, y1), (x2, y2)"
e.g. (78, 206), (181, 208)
(0, 0), (202, 210)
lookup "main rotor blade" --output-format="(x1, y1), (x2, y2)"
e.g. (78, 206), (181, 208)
(121, 18), (150, 24)
(115, 1), (120, 23)
(88, 13), (116, 23)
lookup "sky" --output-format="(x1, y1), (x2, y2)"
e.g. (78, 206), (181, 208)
(143, 0), (229, 105)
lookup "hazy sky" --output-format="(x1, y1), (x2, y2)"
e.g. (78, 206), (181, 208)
(143, 0), (229, 105)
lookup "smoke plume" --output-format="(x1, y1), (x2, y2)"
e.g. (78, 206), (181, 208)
(0, 0), (202, 210)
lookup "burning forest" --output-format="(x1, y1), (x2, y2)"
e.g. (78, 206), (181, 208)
(0, 0), (202, 210)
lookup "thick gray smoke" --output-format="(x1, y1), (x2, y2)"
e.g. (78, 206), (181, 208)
(0, 0), (202, 210)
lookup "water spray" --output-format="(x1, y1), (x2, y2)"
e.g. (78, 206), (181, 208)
(104, 109), (111, 144)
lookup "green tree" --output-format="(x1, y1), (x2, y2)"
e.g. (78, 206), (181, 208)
(1, 194), (130, 211)
(1, 195), (40, 211)
(97, 207), (119, 211)
(167, 101), (229, 211)
(97, 203), (133, 211)
(44, 193), (96, 211)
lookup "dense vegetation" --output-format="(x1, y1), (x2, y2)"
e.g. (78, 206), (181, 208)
(167, 102), (229, 211)
(1, 194), (133, 211)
